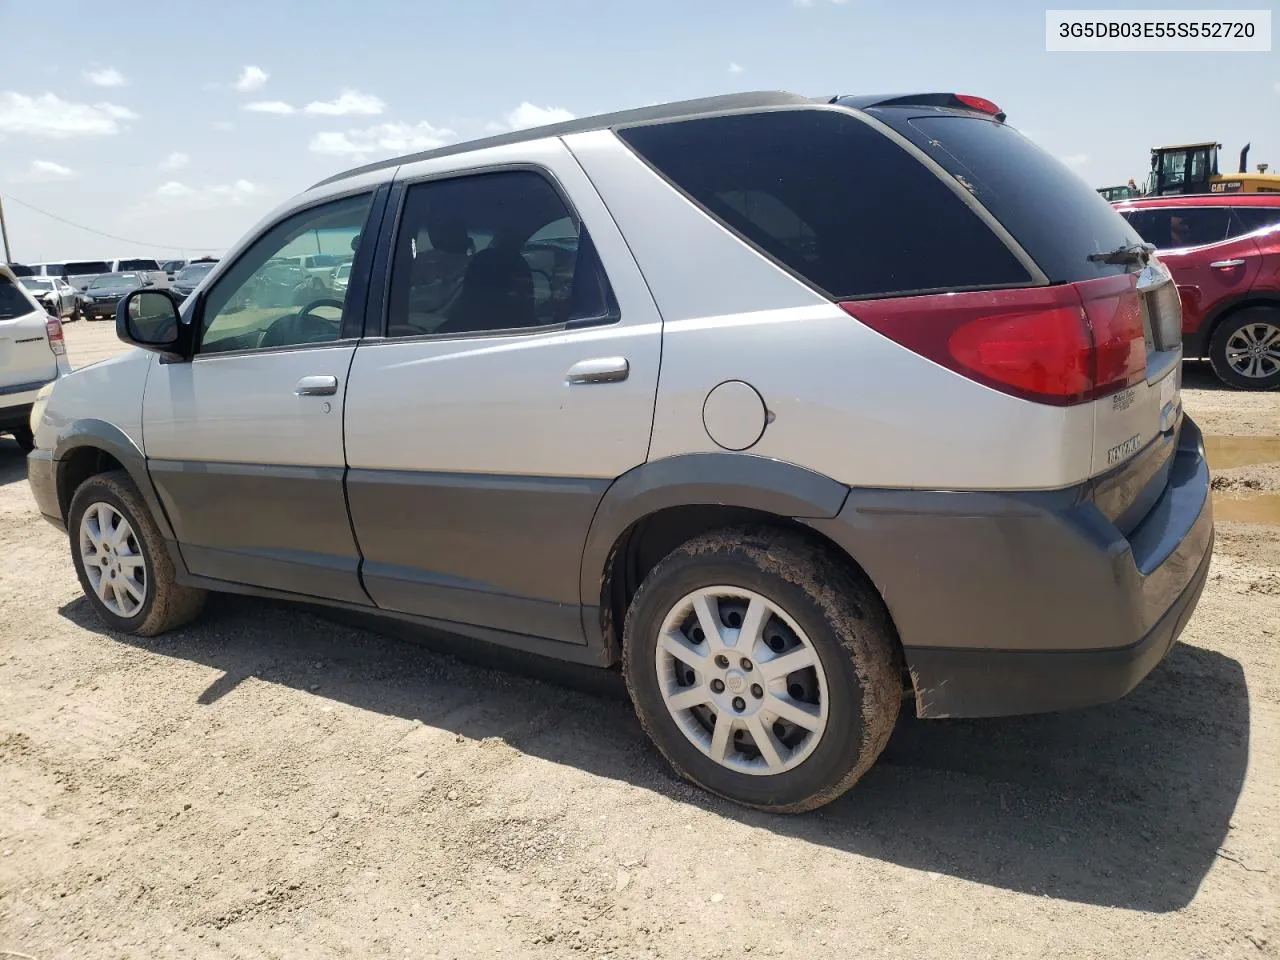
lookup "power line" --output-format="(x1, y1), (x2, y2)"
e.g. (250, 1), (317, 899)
(0, 190), (223, 254)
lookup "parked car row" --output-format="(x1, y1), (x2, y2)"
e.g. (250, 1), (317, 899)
(2, 257), (221, 322)
(1113, 193), (1280, 390)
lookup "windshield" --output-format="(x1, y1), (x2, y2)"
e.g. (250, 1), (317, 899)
(66, 261), (110, 276)
(19, 277), (53, 291)
(89, 273), (142, 291)
(175, 262), (216, 284)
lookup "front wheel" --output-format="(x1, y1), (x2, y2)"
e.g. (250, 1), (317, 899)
(68, 471), (207, 636)
(622, 528), (902, 813)
(1209, 307), (1280, 390)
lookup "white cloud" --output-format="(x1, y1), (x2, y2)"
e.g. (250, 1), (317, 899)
(728, 61), (745, 74)
(0, 92), (137, 138)
(1059, 153), (1091, 169)
(243, 100), (295, 115)
(126, 179), (261, 220)
(303, 90), (385, 116)
(308, 121), (456, 161)
(159, 151), (189, 171)
(9, 159), (78, 183)
(235, 66), (269, 93)
(83, 66), (126, 87)
(498, 102), (575, 132)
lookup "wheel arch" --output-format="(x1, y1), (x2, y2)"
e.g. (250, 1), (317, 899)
(53, 420), (175, 541)
(581, 454), (896, 664)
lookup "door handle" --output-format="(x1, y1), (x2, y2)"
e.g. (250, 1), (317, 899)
(1210, 259), (1246, 268)
(566, 357), (629, 385)
(295, 375), (338, 396)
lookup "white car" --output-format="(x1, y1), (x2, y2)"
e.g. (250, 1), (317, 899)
(109, 258), (168, 289)
(0, 265), (71, 451)
(19, 276), (82, 321)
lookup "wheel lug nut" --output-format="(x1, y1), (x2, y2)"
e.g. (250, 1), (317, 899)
(732, 697), (746, 712)
(739, 658), (753, 671)
(714, 655), (729, 668)
(751, 684), (763, 699)
(710, 679), (725, 693)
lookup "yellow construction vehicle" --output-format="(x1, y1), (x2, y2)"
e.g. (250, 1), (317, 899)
(1148, 141), (1280, 195)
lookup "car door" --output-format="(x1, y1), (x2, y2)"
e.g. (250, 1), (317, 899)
(1124, 206), (1260, 338)
(343, 140), (663, 645)
(142, 188), (383, 604)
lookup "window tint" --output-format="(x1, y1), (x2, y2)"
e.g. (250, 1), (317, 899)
(65, 261), (109, 275)
(886, 114), (1146, 282)
(618, 109), (1031, 298)
(1231, 206), (1280, 235)
(0, 276), (36, 320)
(117, 258), (159, 271)
(199, 193), (372, 355)
(1120, 207), (1232, 249)
(386, 170), (616, 337)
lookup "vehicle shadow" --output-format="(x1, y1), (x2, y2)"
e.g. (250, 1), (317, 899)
(1181, 359), (1229, 391)
(0, 438), (29, 486)
(59, 591), (1248, 913)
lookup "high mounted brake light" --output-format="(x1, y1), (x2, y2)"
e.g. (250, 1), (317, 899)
(953, 94), (1003, 117)
(832, 93), (1007, 122)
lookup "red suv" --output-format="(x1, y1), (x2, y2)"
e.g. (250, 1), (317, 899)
(1113, 194), (1280, 389)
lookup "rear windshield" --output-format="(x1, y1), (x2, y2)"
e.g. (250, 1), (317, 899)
(65, 261), (110, 275)
(0, 276), (36, 320)
(618, 109), (1032, 299)
(117, 258), (159, 271)
(176, 262), (215, 283)
(877, 112), (1145, 282)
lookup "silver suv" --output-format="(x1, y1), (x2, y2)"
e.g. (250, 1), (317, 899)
(27, 91), (1214, 812)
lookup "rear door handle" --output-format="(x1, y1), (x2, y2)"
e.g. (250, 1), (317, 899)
(1210, 259), (1246, 268)
(295, 375), (338, 396)
(566, 357), (629, 384)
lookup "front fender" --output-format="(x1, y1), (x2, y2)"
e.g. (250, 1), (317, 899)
(53, 419), (175, 540)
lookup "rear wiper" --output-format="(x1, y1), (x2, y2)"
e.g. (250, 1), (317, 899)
(1087, 242), (1156, 265)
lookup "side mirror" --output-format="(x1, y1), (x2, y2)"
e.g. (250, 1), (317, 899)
(117, 289), (190, 361)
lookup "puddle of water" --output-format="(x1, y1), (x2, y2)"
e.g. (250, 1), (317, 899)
(1203, 435), (1280, 470)
(1213, 492), (1280, 524)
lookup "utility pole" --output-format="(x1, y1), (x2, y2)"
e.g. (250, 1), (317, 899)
(0, 195), (12, 263)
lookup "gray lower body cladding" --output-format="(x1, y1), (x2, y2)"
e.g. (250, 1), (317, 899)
(30, 419), (1214, 722)
(807, 416), (1214, 718)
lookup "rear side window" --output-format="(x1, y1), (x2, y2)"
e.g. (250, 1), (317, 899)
(1231, 206), (1280, 235)
(882, 113), (1146, 282)
(0, 276), (36, 320)
(618, 109), (1031, 299)
(1121, 207), (1232, 249)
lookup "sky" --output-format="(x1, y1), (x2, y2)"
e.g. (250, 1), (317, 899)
(0, 0), (1276, 262)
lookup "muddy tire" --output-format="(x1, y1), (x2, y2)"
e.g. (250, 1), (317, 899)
(1209, 307), (1280, 391)
(622, 527), (902, 813)
(68, 471), (206, 636)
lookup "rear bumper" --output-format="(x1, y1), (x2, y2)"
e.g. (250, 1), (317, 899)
(807, 416), (1214, 718)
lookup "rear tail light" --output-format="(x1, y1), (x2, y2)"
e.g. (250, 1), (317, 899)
(841, 280), (1147, 406)
(45, 314), (67, 357)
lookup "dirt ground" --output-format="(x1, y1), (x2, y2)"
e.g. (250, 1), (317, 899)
(2, 322), (1277, 959)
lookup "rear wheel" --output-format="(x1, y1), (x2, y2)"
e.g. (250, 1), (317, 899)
(1209, 307), (1280, 390)
(68, 471), (206, 636)
(622, 528), (902, 813)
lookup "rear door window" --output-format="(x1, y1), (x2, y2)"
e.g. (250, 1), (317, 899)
(0, 276), (37, 320)
(617, 109), (1032, 299)
(1230, 206), (1280, 235)
(881, 112), (1146, 281)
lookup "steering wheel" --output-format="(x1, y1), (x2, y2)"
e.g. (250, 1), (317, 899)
(298, 297), (344, 319)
